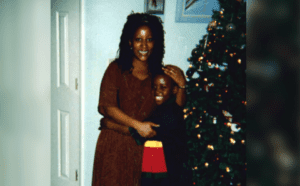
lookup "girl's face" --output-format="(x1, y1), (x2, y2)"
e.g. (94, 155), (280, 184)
(129, 25), (155, 63)
(153, 75), (175, 105)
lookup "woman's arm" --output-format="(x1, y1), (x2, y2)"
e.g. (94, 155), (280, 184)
(102, 106), (160, 138)
(162, 65), (187, 106)
(101, 117), (131, 135)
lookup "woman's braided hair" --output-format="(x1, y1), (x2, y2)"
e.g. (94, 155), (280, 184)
(116, 12), (165, 78)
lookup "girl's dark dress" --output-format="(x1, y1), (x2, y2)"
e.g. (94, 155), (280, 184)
(92, 62), (156, 186)
(129, 96), (192, 186)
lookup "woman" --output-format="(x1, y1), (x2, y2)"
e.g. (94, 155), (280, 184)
(92, 13), (186, 186)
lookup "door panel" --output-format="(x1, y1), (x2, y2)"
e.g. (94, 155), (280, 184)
(51, 0), (80, 185)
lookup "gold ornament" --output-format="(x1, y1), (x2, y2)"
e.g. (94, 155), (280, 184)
(197, 134), (201, 139)
(208, 20), (217, 29)
(205, 162), (209, 167)
(230, 138), (236, 144)
(204, 78), (208, 81)
(238, 59), (242, 64)
(195, 124), (200, 128)
(207, 145), (214, 150)
(226, 167), (230, 172)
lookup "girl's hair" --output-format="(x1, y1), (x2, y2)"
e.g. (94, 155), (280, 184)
(152, 68), (177, 89)
(115, 12), (165, 77)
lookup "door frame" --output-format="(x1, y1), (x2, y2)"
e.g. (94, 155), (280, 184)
(79, 0), (85, 185)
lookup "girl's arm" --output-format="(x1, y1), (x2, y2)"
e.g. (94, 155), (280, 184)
(163, 65), (187, 106)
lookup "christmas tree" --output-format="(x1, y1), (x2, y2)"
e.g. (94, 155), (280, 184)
(184, 0), (246, 185)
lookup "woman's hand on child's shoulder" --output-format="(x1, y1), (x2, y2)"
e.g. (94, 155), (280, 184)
(162, 65), (186, 87)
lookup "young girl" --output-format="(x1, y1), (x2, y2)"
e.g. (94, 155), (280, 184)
(92, 13), (186, 186)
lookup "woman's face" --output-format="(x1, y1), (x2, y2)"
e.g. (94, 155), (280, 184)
(129, 25), (155, 63)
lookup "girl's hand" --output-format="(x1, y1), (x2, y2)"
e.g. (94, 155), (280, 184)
(136, 121), (160, 138)
(162, 65), (186, 87)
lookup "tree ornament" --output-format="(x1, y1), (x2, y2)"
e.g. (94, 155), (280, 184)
(203, 35), (208, 49)
(231, 123), (241, 132)
(192, 48), (198, 56)
(240, 44), (245, 50)
(222, 110), (233, 122)
(208, 20), (217, 30)
(187, 68), (195, 77)
(226, 23), (236, 32)
(213, 117), (217, 124)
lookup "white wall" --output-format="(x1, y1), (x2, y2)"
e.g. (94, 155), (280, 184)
(0, 0), (51, 186)
(83, 0), (207, 186)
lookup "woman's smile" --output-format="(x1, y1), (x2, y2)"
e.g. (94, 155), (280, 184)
(155, 96), (163, 101)
(139, 51), (148, 55)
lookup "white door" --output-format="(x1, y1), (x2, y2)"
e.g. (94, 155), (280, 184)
(51, 0), (80, 185)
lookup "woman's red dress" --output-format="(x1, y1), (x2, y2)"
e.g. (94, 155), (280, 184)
(92, 62), (155, 186)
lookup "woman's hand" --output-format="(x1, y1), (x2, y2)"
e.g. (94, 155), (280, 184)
(136, 121), (160, 138)
(162, 65), (186, 87)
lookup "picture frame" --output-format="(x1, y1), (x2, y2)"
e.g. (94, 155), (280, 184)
(145, 0), (165, 15)
(175, 0), (220, 23)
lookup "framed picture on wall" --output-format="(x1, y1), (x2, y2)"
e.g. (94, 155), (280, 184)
(175, 0), (220, 23)
(145, 0), (165, 14)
